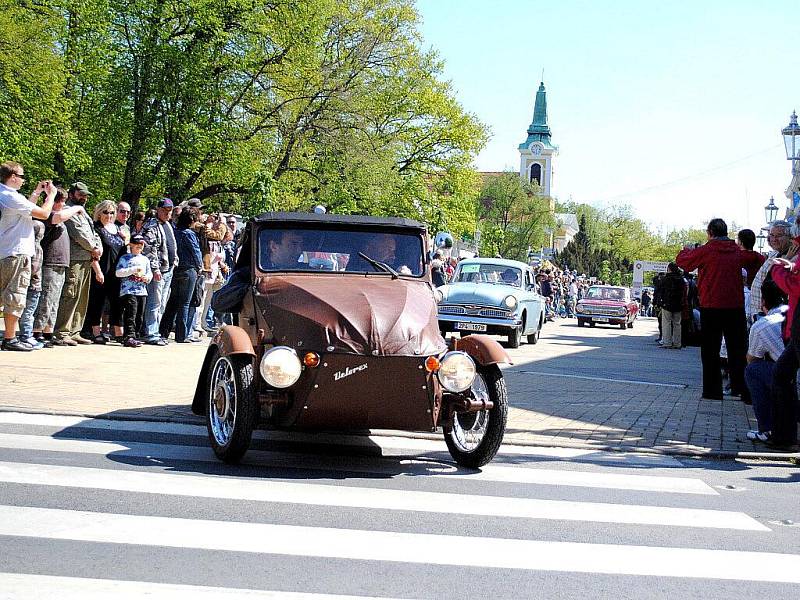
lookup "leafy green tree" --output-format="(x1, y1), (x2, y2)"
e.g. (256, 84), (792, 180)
(477, 172), (553, 260)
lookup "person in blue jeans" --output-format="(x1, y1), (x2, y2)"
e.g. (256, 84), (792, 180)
(744, 279), (788, 442)
(159, 208), (203, 343)
(17, 221), (45, 349)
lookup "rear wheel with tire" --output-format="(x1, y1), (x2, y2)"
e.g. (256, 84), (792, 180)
(577, 319), (585, 328)
(619, 321), (627, 330)
(627, 320), (634, 329)
(445, 364), (508, 468)
(206, 349), (258, 463)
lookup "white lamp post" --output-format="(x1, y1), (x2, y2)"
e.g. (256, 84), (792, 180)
(756, 230), (767, 253)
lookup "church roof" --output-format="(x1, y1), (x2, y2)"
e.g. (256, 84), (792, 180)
(519, 81), (554, 150)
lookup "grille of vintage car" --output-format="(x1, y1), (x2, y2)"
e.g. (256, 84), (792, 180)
(439, 304), (512, 318)
(578, 304), (627, 316)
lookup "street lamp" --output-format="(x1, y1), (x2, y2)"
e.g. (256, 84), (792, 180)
(783, 111), (800, 175)
(765, 196), (778, 224)
(756, 231), (766, 253)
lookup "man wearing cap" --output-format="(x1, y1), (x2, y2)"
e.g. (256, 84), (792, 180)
(0, 161), (57, 351)
(53, 182), (102, 346)
(140, 198), (176, 345)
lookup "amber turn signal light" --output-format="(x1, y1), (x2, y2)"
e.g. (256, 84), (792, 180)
(303, 352), (321, 367)
(425, 356), (440, 372)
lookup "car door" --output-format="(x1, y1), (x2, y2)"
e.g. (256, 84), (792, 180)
(522, 268), (542, 333)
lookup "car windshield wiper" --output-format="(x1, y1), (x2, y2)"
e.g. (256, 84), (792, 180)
(358, 252), (399, 279)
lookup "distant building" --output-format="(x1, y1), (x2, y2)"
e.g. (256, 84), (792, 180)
(478, 80), (577, 255)
(553, 213), (578, 253)
(518, 81), (556, 197)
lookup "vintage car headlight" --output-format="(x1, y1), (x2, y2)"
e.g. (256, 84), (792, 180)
(503, 295), (517, 309)
(433, 288), (444, 303)
(437, 351), (476, 392)
(260, 346), (302, 388)
(615, 307), (627, 316)
(575, 304), (585, 313)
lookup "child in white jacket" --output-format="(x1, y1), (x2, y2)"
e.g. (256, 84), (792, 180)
(115, 234), (152, 347)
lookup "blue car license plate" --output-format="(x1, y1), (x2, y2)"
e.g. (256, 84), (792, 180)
(456, 322), (487, 332)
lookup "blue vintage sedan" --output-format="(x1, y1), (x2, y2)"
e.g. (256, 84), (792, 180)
(437, 258), (545, 348)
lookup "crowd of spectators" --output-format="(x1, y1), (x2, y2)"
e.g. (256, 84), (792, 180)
(0, 161), (239, 352)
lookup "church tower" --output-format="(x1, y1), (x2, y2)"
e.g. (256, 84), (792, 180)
(518, 81), (556, 197)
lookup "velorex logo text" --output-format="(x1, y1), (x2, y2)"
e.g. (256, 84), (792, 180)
(333, 363), (368, 381)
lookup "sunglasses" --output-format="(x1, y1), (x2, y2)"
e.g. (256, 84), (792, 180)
(118, 209), (131, 214)
(12, 173), (25, 180)
(102, 210), (115, 215)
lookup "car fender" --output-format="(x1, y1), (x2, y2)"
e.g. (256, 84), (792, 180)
(451, 334), (512, 366)
(191, 326), (256, 415)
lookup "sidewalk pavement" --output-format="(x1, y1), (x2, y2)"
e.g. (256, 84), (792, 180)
(1, 320), (797, 459)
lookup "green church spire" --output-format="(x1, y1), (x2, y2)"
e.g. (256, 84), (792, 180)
(519, 81), (553, 149)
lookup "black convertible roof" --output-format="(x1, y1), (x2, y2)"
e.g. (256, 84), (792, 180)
(252, 211), (427, 231)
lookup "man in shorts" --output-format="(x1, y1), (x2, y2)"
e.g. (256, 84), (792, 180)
(0, 161), (57, 351)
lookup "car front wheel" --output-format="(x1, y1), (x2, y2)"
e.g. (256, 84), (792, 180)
(527, 319), (542, 344)
(206, 349), (258, 463)
(507, 325), (522, 348)
(445, 364), (508, 468)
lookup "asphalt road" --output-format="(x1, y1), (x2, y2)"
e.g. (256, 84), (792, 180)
(0, 411), (799, 599)
(500, 315), (700, 387)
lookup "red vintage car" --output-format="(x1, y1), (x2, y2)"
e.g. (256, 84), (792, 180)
(575, 285), (638, 330)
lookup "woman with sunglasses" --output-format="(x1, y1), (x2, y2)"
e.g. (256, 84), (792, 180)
(131, 211), (146, 235)
(84, 200), (127, 343)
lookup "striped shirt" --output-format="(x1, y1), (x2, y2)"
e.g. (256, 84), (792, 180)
(748, 306), (787, 361)
(748, 250), (779, 321)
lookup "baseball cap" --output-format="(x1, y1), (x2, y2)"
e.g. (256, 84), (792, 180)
(130, 234), (145, 245)
(68, 182), (92, 196)
(157, 198), (174, 208)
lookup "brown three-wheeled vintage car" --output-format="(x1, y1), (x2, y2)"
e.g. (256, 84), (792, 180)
(193, 212), (510, 467)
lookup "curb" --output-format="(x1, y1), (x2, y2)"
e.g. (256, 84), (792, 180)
(2, 406), (797, 463)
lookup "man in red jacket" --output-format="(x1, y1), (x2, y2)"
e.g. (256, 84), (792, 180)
(676, 218), (748, 402)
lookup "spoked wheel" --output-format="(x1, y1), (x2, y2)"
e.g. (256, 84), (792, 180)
(445, 364), (508, 468)
(206, 350), (258, 463)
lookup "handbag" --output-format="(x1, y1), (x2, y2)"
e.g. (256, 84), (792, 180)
(189, 271), (205, 308)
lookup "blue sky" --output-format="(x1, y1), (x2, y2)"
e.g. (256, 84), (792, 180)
(416, 0), (800, 233)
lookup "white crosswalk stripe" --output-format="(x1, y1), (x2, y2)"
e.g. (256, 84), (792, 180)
(0, 414), (796, 594)
(1, 506), (798, 583)
(0, 411), (684, 466)
(0, 432), (715, 494)
(0, 461), (763, 529)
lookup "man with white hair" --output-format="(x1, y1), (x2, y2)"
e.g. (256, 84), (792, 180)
(748, 219), (794, 324)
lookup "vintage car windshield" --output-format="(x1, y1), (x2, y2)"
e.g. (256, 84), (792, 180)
(454, 263), (522, 287)
(257, 227), (425, 276)
(586, 286), (626, 300)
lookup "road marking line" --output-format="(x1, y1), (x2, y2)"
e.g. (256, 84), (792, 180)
(511, 371), (687, 388)
(0, 433), (715, 494)
(0, 461), (757, 529)
(0, 572), (395, 600)
(0, 506), (796, 582)
(0, 412), (683, 467)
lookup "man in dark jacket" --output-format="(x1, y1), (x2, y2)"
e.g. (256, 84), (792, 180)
(676, 218), (748, 402)
(660, 263), (687, 349)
